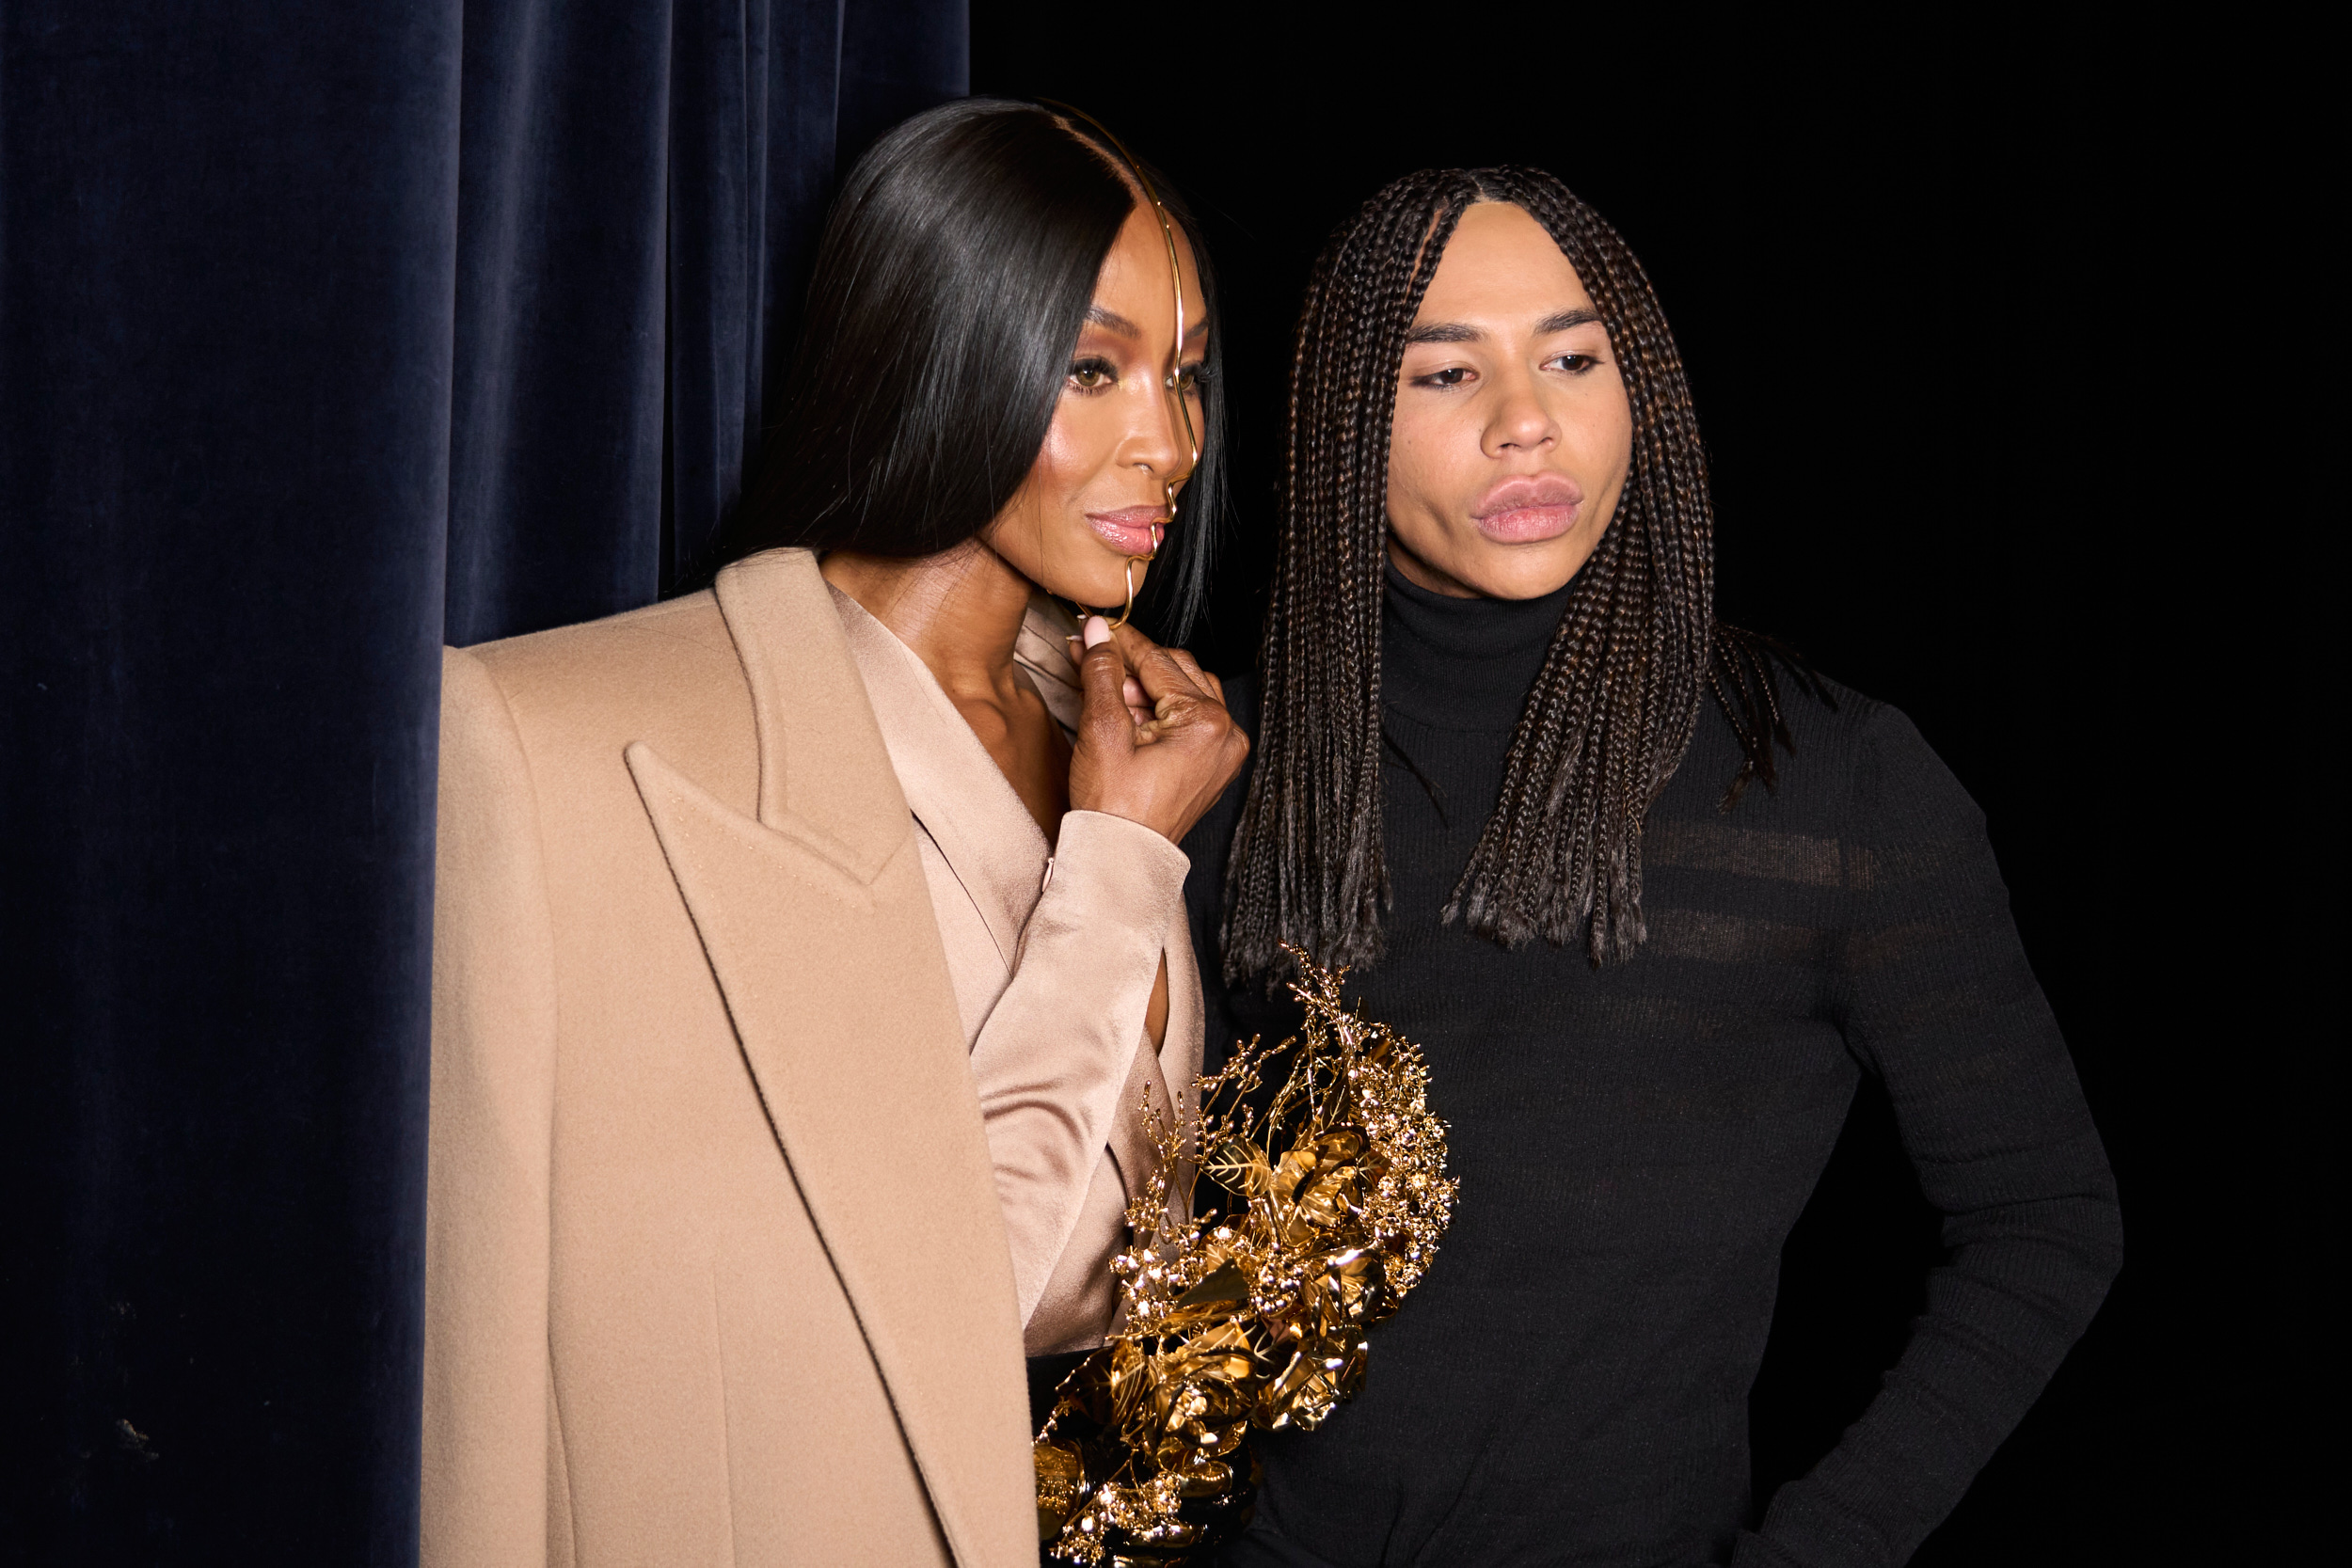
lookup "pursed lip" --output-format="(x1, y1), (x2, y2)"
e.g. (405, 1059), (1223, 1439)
(1085, 506), (1170, 556)
(1471, 473), (1583, 544)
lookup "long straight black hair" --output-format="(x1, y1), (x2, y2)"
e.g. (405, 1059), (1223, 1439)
(1222, 167), (1818, 979)
(706, 99), (1225, 640)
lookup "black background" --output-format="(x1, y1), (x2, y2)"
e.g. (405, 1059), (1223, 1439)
(977, 8), (2326, 1562)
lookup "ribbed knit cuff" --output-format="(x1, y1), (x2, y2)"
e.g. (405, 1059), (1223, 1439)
(1728, 1528), (1807, 1568)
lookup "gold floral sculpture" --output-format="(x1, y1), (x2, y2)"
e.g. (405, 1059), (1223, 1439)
(1034, 948), (1457, 1565)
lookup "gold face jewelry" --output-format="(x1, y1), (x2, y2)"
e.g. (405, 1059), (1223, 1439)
(1044, 103), (1201, 630)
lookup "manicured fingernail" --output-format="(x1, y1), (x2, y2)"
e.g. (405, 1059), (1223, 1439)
(1083, 615), (1112, 649)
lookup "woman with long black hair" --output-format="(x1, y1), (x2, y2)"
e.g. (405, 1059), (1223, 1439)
(423, 100), (1245, 1568)
(1184, 172), (2122, 1567)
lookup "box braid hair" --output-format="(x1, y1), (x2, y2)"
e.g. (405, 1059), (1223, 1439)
(1220, 166), (1824, 979)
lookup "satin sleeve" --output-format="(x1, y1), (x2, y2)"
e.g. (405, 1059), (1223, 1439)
(963, 809), (1188, 1333)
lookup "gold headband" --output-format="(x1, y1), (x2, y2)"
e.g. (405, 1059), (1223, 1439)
(1041, 102), (1201, 628)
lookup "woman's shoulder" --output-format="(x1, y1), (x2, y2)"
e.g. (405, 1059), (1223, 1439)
(459, 591), (735, 702)
(447, 590), (759, 808)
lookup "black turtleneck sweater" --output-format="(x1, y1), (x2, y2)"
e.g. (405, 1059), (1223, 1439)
(1182, 571), (2121, 1568)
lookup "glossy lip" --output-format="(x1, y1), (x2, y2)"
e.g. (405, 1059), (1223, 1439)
(1085, 505), (1170, 556)
(1471, 473), (1583, 545)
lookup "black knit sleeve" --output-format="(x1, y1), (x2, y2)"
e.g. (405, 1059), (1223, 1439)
(1735, 701), (2123, 1568)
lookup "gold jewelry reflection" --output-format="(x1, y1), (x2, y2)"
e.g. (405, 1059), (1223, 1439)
(1031, 951), (1457, 1563)
(1045, 103), (1200, 630)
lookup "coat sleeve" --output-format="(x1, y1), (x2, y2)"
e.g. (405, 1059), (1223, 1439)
(1736, 703), (2123, 1568)
(421, 646), (562, 1568)
(964, 809), (1190, 1331)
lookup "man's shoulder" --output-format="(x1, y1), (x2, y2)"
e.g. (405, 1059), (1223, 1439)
(1179, 669), (1258, 878)
(1676, 650), (1977, 842)
(1220, 670), (1260, 736)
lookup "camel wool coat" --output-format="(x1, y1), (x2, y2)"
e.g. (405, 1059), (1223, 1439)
(422, 547), (1117, 1568)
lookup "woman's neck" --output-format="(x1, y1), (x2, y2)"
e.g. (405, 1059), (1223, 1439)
(820, 539), (1072, 843)
(820, 540), (1034, 706)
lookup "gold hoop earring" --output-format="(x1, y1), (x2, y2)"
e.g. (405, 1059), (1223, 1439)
(1071, 530), (1156, 633)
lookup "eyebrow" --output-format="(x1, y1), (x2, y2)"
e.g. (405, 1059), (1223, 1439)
(1403, 307), (1603, 345)
(1403, 321), (1479, 344)
(1538, 308), (1603, 334)
(1085, 304), (1213, 342)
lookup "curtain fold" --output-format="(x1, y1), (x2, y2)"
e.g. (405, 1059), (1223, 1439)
(444, 0), (676, 647)
(2, 2), (965, 1558)
(449, 0), (963, 647)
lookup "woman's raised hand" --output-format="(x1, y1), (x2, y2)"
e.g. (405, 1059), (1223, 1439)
(1067, 616), (1249, 845)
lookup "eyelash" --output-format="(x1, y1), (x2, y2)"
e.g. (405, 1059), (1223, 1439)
(1066, 356), (1214, 397)
(1411, 353), (1600, 389)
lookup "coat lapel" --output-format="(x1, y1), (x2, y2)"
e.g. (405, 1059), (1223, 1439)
(627, 548), (1029, 1568)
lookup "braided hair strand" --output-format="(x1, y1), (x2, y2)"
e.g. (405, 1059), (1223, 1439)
(1222, 166), (1808, 979)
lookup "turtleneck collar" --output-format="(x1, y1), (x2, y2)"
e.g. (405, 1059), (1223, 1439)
(1381, 562), (1571, 731)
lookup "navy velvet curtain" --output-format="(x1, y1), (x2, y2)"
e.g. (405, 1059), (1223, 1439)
(1, 3), (964, 1560)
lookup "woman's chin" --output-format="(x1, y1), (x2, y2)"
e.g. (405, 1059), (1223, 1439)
(1036, 563), (1146, 616)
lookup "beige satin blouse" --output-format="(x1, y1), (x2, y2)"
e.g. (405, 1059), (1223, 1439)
(833, 587), (1202, 1356)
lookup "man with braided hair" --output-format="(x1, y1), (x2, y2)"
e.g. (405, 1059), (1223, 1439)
(1180, 172), (2120, 1567)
